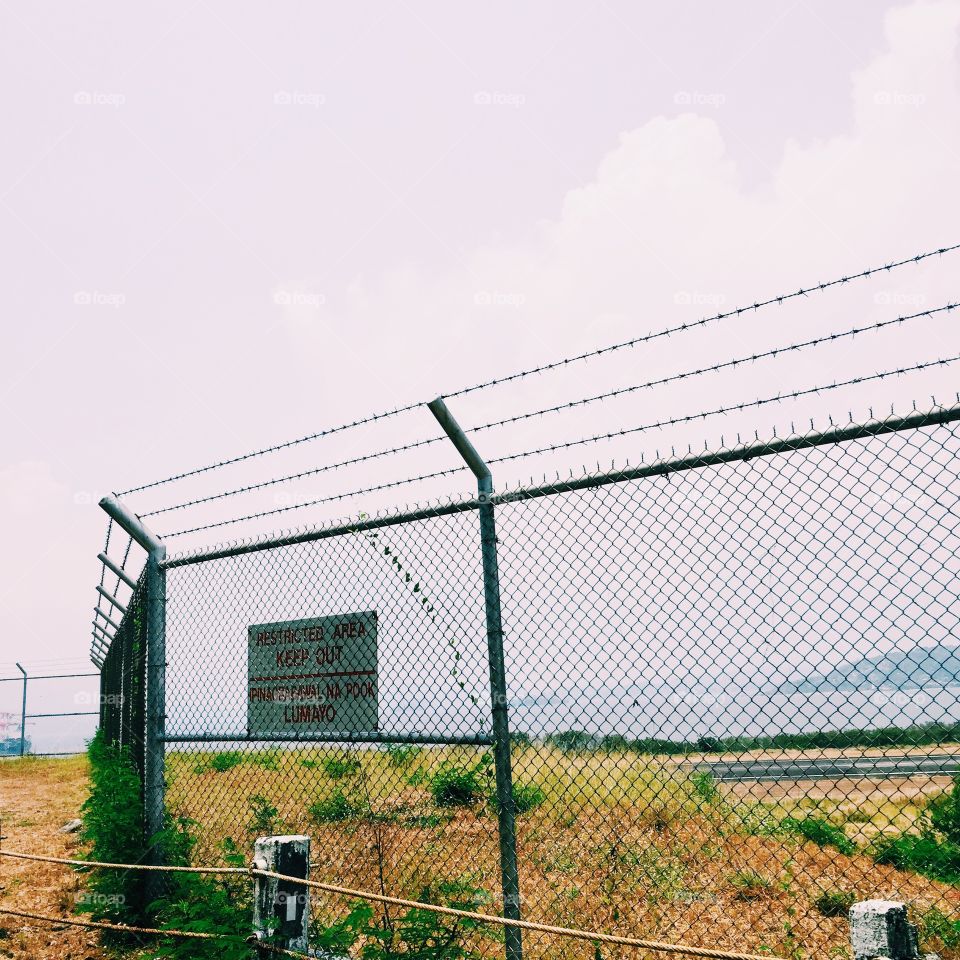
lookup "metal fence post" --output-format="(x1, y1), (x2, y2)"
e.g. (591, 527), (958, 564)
(427, 397), (523, 960)
(98, 497), (166, 893)
(15, 663), (26, 757)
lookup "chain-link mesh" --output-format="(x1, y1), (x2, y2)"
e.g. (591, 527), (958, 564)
(152, 406), (960, 959)
(100, 577), (147, 784)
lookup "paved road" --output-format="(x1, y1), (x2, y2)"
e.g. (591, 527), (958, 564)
(694, 753), (960, 782)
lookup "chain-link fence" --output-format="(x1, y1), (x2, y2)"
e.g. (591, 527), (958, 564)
(91, 403), (955, 959)
(100, 578), (147, 782)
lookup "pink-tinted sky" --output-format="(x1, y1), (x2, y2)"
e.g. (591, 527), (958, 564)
(1, 0), (958, 691)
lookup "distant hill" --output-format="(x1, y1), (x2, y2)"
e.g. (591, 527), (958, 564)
(792, 643), (960, 692)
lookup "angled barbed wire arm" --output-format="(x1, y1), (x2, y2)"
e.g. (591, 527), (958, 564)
(98, 495), (167, 900)
(426, 396), (523, 960)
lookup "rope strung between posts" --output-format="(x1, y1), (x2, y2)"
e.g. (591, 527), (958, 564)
(115, 242), (960, 498)
(0, 849), (783, 960)
(0, 907), (306, 957)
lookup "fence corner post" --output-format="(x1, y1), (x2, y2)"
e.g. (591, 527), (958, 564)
(251, 834), (311, 956)
(851, 900), (922, 960)
(98, 496), (167, 904)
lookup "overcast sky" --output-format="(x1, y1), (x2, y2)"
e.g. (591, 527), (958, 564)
(1, 0), (959, 691)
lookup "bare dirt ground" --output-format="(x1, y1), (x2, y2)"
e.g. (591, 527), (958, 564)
(0, 756), (105, 960)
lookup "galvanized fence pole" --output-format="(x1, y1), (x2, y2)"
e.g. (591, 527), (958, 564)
(16, 663), (26, 756)
(427, 397), (523, 960)
(99, 497), (166, 892)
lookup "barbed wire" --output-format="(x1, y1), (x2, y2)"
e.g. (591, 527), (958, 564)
(141, 433), (447, 518)
(472, 302), (958, 436)
(160, 353), (959, 539)
(115, 400), (426, 497)
(139, 302), (956, 520)
(115, 243), (959, 500)
(160, 462), (468, 538)
(487, 354), (960, 468)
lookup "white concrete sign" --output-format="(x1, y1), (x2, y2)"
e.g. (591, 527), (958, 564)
(247, 611), (378, 735)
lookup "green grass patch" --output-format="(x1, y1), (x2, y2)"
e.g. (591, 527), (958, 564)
(783, 816), (855, 855)
(813, 890), (855, 917)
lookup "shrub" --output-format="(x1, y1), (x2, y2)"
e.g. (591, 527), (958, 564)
(208, 751), (244, 773)
(81, 733), (250, 958)
(874, 832), (960, 883)
(312, 879), (492, 960)
(917, 907), (960, 951)
(927, 775), (960, 845)
(730, 870), (771, 901)
(431, 757), (490, 808)
(814, 890), (855, 917)
(510, 731), (532, 747)
(783, 816), (855, 855)
(79, 731), (147, 923)
(386, 744), (423, 767)
(310, 789), (363, 824)
(487, 781), (545, 816)
(322, 755), (361, 779)
(247, 794), (280, 835)
(513, 782), (546, 815)
(873, 776), (960, 882)
(691, 772), (719, 804)
(252, 750), (279, 771)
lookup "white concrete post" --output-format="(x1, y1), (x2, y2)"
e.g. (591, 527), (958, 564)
(850, 901), (920, 960)
(251, 834), (311, 955)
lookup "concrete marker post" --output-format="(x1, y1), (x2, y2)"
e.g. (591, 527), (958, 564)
(251, 835), (311, 956)
(850, 900), (922, 960)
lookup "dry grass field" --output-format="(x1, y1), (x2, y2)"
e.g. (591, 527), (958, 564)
(0, 756), (104, 960)
(166, 744), (960, 960)
(1, 750), (959, 959)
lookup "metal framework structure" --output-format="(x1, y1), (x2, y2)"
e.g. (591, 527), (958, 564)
(86, 245), (960, 958)
(94, 402), (960, 959)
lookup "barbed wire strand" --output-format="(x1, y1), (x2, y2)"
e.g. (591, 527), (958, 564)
(0, 850), (783, 960)
(440, 246), (960, 402)
(487, 353), (960, 467)
(116, 243), (959, 499)
(473, 302), (958, 436)
(142, 301), (958, 518)
(160, 352), (960, 539)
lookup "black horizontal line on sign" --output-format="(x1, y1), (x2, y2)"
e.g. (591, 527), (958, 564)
(249, 670), (376, 682)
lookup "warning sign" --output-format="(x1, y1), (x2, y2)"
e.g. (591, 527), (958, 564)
(247, 612), (378, 735)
